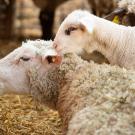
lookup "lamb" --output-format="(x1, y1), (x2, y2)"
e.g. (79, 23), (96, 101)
(54, 10), (135, 69)
(105, 0), (135, 26)
(1, 40), (135, 134)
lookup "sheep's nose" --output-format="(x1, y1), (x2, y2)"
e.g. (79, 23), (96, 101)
(53, 42), (62, 53)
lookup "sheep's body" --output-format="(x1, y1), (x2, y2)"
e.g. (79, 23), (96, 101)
(91, 15), (135, 69)
(28, 52), (135, 135)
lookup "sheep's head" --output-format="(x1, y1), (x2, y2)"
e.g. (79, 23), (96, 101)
(54, 10), (97, 55)
(0, 40), (62, 95)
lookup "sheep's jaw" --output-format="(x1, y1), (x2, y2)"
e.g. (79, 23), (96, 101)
(28, 67), (61, 109)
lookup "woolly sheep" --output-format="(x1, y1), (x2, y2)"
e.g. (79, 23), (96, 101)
(118, 0), (135, 14)
(29, 52), (135, 135)
(54, 10), (135, 69)
(105, 0), (135, 26)
(1, 41), (135, 134)
(87, 0), (118, 17)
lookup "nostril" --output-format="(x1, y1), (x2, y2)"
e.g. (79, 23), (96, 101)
(53, 43), (62, 53)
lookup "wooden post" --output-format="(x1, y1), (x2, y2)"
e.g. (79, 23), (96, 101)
(0, 0), (15, 39)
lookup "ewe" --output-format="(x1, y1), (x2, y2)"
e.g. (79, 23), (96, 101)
(1, 40), (135, 135)
(54, 10), (135, 69)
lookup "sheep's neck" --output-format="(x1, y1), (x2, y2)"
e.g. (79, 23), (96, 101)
(94, 17), (131, 66)
(56, 54), (88, 133)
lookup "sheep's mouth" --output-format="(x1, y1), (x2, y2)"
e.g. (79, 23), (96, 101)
(46, 55), (62, 64)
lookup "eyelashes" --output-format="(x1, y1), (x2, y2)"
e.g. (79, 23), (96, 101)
(20, 56), (30, 61)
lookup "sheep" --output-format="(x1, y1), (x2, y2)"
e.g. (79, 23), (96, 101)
(87, 0), (118, 17)
(52, 0), (118, 64)
(105, 0), (135, 26)
(28, 52), (135, 135)
(54, 10), (135, 69)
(1, 40), (135, 134)
(118, 0), (135, 13)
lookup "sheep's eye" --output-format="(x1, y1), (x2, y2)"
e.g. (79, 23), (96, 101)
(65, 27), (77, 35)
(20, 56), (30, 61)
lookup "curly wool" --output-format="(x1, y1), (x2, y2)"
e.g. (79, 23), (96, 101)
(58, 54), (135, 134)
(68, 107), (135, 135)
(118, 0), (135, 13)
(27, 50), (135, 134)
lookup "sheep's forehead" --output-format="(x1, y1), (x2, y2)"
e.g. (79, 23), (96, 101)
(22, 40), (57, 56)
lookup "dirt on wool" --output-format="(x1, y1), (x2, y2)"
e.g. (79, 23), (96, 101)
(0, 40), (62, 135)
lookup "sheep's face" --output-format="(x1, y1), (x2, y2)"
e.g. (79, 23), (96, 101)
(54, 10), (97, 55)
(0, 40), (62, 95)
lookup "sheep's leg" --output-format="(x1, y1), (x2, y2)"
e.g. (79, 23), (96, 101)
(39, 9), (55, 40)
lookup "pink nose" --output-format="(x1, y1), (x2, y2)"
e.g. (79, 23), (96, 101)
(53, 42), (62, 53)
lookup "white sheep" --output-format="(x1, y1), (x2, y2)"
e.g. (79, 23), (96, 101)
(54, 10), (135, 69)
(28, 52), (135, 135)
(1, 40), (135, 134)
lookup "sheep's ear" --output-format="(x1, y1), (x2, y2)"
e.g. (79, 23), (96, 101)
(80, 17), (94, 33)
